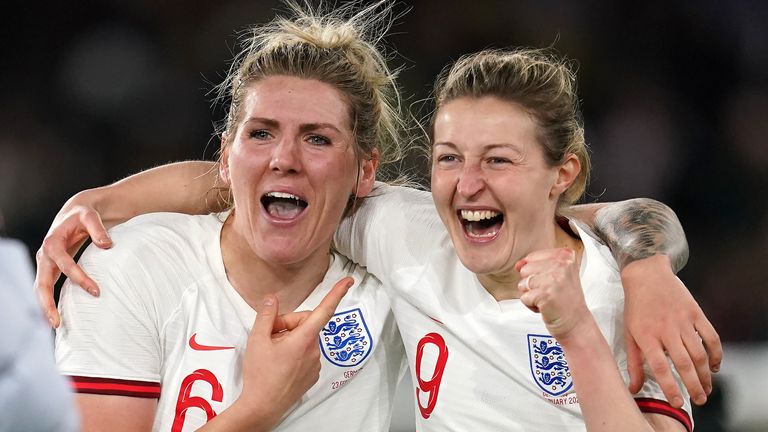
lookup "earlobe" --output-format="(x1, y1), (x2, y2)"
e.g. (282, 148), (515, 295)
(550, 154), (580, 197)
(354, 148), (380, 198)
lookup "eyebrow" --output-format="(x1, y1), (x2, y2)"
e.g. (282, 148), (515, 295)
(299, 122), (343, 134)
(244, 117), (279, 128)
(243, 117), (343, 134)
(433, 142), (522, 153)
(432, 141), (456, 150)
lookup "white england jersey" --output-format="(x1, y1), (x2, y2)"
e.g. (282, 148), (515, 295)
(56, 212), (405, 432)
(336, 184), (693, 431)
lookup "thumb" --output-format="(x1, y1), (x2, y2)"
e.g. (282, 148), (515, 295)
(625, 329), (645, 394)
(251, 295), (279, 340)
(81, 208), (113, 249)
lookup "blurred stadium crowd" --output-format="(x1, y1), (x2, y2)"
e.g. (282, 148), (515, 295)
(1, 1), (766, 430)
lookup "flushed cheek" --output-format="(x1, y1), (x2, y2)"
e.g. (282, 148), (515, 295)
(430, 176), (457, 211)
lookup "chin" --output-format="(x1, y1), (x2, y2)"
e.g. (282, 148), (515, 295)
(256, 241), (306, 264)
(453, 247), (499, 275)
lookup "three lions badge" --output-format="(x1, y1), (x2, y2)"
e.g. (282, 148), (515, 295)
(320, 308), (373, 367)
(527, 334), (573, 396)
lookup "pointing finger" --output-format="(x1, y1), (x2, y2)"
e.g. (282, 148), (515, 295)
(301, 277), (354, 336)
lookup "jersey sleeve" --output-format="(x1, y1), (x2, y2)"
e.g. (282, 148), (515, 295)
(55, 236), (164, 399)
(334, 183), (447, 283)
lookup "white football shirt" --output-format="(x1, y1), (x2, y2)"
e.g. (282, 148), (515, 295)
(56, 212), (405, 432)
(336, 184), (693, 432)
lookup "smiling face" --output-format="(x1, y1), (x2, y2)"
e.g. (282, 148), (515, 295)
(431, 96), (579, 281)
(219, 75), (376, 267)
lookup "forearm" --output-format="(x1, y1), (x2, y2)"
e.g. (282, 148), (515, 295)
(65, 161), (220, 229)
(557, 319), (654, 432)
(566, 199), (688, 273)
(196, 398), (275, 432)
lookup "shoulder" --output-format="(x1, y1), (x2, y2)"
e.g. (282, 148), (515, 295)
(82, 212), (222, 262)
(571, 221), (619, 274)
(571, 221), (623, 305)
(365, 183), (432, 207)
(75, 212), (225, 295)
(330, 252), (382, 289)
(109, 212), (223, 244)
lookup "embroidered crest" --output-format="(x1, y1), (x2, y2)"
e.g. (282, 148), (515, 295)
(527, 334), (573, 396)
(319, 308), (373, 367)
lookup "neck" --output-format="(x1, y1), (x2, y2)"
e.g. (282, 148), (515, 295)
(219, 213), (330, 314)
(478, 219), (583, 302)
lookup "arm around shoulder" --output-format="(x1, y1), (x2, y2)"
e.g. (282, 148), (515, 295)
(569, 198), (689, 273)
(565, 198), (720, 411)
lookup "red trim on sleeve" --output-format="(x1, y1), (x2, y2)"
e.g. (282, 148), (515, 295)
(635, 397), (692, 432)
(68, 376), (161, 399)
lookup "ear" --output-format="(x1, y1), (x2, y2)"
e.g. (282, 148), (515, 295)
(219, 134), (232, 186)
(549, 153), (580, 199)
(354, 148), (380, 198)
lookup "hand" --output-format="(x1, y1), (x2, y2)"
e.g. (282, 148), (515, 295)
(621, 255), (722, 408)
(232, 277), (354, 430)
(515, 248), (591, 339)
(35, 197), (113, 328)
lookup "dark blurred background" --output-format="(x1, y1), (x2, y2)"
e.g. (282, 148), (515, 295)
(1, 0), (766, 430)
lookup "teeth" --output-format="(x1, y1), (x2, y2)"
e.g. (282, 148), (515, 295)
(467, 229), (498, 238)
(266, 191), (302, 200)
(460, 210), (500, 222)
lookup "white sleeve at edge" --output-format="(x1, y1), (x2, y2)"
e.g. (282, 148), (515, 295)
(55, 242), (162, 383)
(334, 183), (446, 283)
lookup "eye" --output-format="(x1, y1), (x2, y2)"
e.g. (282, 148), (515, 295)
(486, 156), (512, 166)
(434, 153), (460, 167)
(306, 134), (331, 146)
(249, 129), (271, 140)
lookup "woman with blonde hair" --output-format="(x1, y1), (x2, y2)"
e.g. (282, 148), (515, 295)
(43, 3), (720, 431)
(54, 2), (408, 430)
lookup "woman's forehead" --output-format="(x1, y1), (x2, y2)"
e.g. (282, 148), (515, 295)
(240, 76), (353, 130)
(433, 97), (539, 149)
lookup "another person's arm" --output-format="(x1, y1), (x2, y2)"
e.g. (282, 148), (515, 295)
(564, 200), (721, 408)
(36, 161), (217, 327)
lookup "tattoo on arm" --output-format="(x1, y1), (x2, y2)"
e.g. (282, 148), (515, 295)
(592, 199), (689, 273)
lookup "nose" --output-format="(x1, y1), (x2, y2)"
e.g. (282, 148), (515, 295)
(269, 138), (301, 174)
(456, 163), (485, 198)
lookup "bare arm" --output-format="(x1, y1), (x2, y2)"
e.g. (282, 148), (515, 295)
(563, 199), (721, 409)
(85, 161), (221, 229)
(76, 395), (156, 432)
(517, 248), (688, 432)
(563, 199), (688, 273)
(557, 319), (687, 432)
(35, 161), (218, 327)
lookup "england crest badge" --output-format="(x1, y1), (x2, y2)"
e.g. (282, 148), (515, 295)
(527, 334), (573, 396)
(319, 308), (373, 367)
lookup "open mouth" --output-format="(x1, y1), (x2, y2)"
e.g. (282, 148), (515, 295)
(261, 191), (308, 220)
(458, 209), (503, 239)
